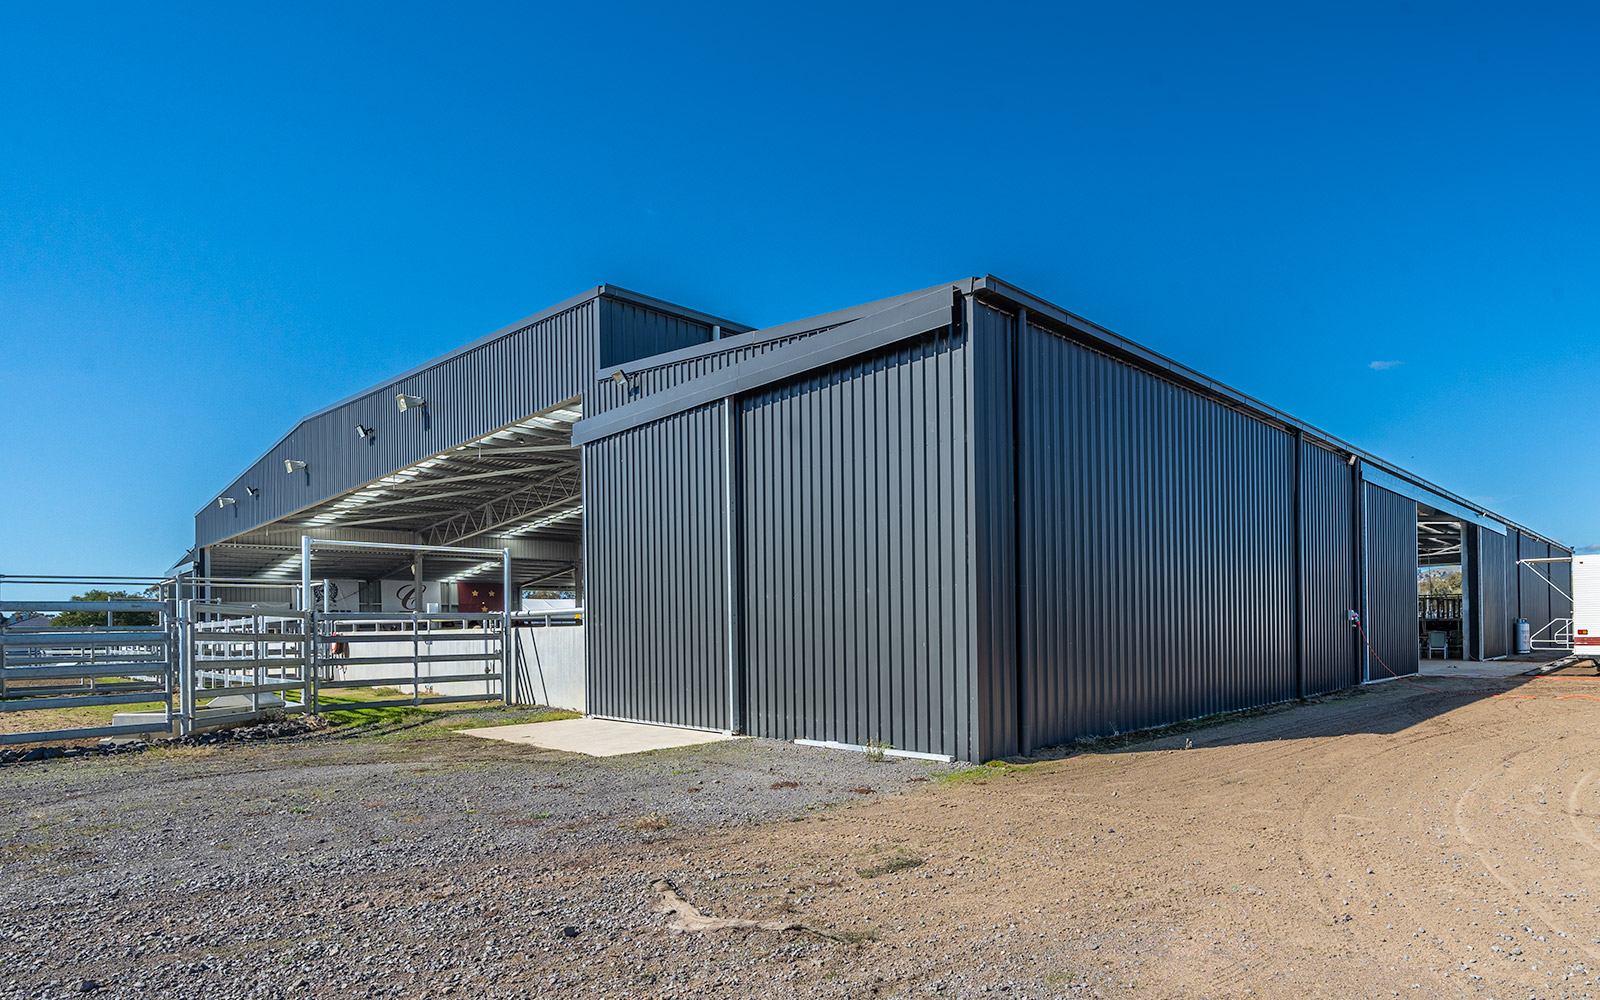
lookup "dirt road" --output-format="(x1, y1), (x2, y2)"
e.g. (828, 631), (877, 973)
(3, 676), (1598, 999)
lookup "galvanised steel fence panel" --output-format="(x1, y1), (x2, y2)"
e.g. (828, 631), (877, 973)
(313, 612), (506, 711)
(0, 577), (176, 746)
(185, 602), (314, 728)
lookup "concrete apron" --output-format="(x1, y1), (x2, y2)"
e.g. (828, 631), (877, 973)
(456, 717), (734, 757)
(1417, 659), (1544, 679)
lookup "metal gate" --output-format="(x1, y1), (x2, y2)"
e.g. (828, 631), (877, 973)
(300, 537), (512, 712)
(182, 602), (314, 730)
(314, 611), (507, 710)
(0, 577), (177, 745)
(0, 543), (516, 745)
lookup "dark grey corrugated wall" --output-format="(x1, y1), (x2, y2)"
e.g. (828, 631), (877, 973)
(970, 303), (1018, 759)
(1517, 533), (1553, 639)
(1550, 551), (1573, 623)
(1506, 529), (1524, 639)
(1301, 442), (1358, 694)
(1363, 484), (1418, 679)
(1481, 528), (1511, 657)
(584, 403), (728, 730)
(739, 328), (979, 761)
(589, 330), (823, 415)
(598, 298), (718, 372)
(1014, 320), (1297, 747)
(1480, 528), (1511, 658)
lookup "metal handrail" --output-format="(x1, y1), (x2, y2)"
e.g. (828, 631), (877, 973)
(1529, 617), (1574, 650)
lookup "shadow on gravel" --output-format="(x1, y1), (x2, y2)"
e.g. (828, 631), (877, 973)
(1017, 672), (1552, 763)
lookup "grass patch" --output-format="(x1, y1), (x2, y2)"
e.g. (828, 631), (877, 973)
(855, 852), (925, 879)
(0, 699), (167, 738)
(934, 760), (1032, 787)
(312, 689), (576, 741)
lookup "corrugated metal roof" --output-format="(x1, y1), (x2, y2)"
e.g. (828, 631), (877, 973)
(576, 274), (1570, 552)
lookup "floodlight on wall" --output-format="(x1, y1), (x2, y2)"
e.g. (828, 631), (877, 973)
(396, 394), (426, 412)
(218, 497), (236, 508)
(285, 459), (308, 474)
(355, 423), (373, 439)
(245, 486), (260, 497)
(609, 369), (631, 386)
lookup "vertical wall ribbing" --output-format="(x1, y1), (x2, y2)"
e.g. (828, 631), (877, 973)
(1300, 442), (1358, 694)
(583, 404), (727, 730)
(738, 326), (977, 761)
(1013, 321), (1297, 747)
(1363, 484), (1419, 679)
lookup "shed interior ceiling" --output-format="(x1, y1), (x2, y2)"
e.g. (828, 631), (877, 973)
(1417, 501), (1464, 567)
(204, 404), (584, 590)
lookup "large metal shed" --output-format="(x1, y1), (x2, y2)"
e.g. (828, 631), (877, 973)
(195, 274), (1573, 763)
(192, 285), (749, 602)
(574, 276), (1572, 762)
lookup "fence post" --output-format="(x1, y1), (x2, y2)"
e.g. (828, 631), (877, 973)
(308, 608), (319, 717)
(502, 548), (513, 706)
(178, 599), (194, 737)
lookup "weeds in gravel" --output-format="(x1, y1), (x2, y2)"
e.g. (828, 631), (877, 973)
(770, 780), (799, 789)
(832, 927), (880, 944)
(624, 814), (671, 831)
(855, 852), (925, 879)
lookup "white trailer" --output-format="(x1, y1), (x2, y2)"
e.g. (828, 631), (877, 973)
(1574, 555), (1600, 652)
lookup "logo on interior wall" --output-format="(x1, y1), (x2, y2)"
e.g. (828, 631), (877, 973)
(309, 579), (363, 613)
(380, 580), (440, 613)
(457, 582), (504, 614)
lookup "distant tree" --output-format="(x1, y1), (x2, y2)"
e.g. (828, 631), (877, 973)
(526, 589), (576, 601)
(48, 590), (160, 628)
(1417, 568), (1463, 597)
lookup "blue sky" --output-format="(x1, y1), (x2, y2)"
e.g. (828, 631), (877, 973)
(2, 1), (1597, 579)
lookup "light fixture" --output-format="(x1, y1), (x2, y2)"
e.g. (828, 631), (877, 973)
(609, 369), (631, 386)
(285, 459), (308, 474)
(355, 423), (373, 439)
(396, 393), (426, 412)
(218, 497), (236, 508)
(245, 486), (260, 497)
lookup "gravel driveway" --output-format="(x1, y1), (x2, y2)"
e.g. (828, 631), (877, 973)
(0, 705), (960, 1000)
(9, 674), (1589, 1000)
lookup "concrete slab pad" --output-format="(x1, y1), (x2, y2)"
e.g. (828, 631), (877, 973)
(456, 717), (733, 757)
(1419, 659), (1537, 679)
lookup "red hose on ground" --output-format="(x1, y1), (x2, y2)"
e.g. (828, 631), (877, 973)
(1352, 618), (1448, 693)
